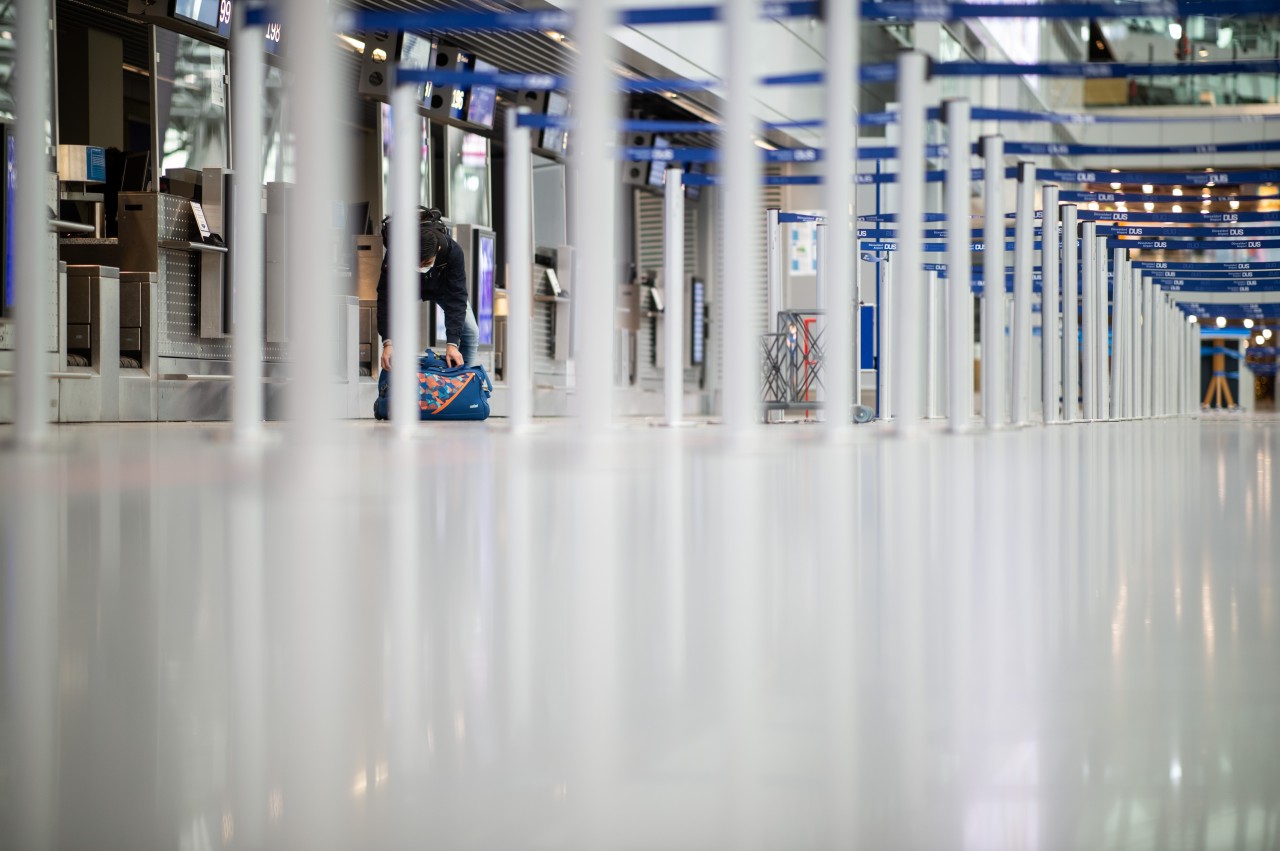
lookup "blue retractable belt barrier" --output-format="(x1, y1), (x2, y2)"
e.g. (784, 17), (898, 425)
(1060, 190), (1278, 204)
(1098, 225), (1280, 238)
(778, 213), (825, 223)
(1080, 211), (1280, 224)
(1109, 237), (1280, 250)
(1040, 168), (1280, 186)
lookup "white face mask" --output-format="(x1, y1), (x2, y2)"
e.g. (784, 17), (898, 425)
(419, 261), (434, 273)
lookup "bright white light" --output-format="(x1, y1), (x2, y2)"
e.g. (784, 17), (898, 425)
(1142, 184), (1154, 194)
(1170, 758), (1183, 784)
(1265, 328), (1274, 339)
(1144, 202), (1155, 211)
(1110, 182), (1122, 190)
(1218, 27), (1233, 49)
(1244, 318), (1254, 328)
(1216, 316), (1228, 328)
(1188, 315), (1198, 324)
(1203, 198), (1211, 205)
(1172, 204), (1182, 213)
(1256, 335), (1266, 345)
(1081, 24), (1089, 41)
(1203, 188), (1212, 196)
(1088, 201), (1100, 211)
(1230, 199), (1240, 210)
(1169, 22), (1183, 40)
(1172, 187), (1183, 196)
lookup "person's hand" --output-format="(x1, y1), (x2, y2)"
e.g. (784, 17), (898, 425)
(380, 341), (393, 372)
(444, 343), (464, 368)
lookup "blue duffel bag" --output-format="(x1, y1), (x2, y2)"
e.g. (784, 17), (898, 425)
(374, 350), (492, 421)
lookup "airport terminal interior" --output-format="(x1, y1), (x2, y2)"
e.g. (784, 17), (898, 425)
(2, 1), (1280, 849)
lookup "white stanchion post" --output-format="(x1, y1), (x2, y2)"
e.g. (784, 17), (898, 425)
(232, 6), (265, 441)
(1041, 185), (1059, 424)
(945, 99), (972, 433)
(893, 51), (927, 433)
(286, 0), (343, 438)
(1081, 220), (1097, 420)
(722, 0), (761, 434)
(765, 207), (781, 423)
(506, 108), (534, 432)
(664, 165), (685, 427)
(1061, 204), (1078, 422)
(926, 269), (942, 418)
(1097, 234), (1110, 419)
(14, 0), (51, 447)
(1146, 272), (1157, 417)
(572, 0), (617, 430)
(823, 0), (855, 434)
(815, 222), (827, 422)
(981, 135), (1005, 429)
(389, 82), (422, 437)
(1111, 248), (1126, 419)
(815, 222), (827, 315)
(1012, 161), (1035, 425)
(1127, 256), (1138, 418)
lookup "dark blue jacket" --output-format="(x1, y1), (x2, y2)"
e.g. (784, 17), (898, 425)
(375, 234), (469, 346)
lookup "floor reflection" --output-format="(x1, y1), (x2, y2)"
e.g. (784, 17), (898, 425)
(2, 416), (1278, 850)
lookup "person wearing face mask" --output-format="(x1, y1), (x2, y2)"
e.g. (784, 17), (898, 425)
(375, 207), (479, 371)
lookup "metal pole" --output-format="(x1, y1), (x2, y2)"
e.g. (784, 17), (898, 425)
(14, 0), (51, 446)
(1097, 234), (1111, 419)
(1040, 185), (1059, 424)
(765, 207), (781, 424)
(506, 108), (534, 431)
(893, 51), (927, 432)
(926, 269), (942, 418)
(824, 0), (856, 434)
(1061, 204), (1078, 422)
(572, 0), (617, 430)
(981, 135), (1005, 429)
(232, 7), (266, 440)
(389, 82), (422, 437)
(1012, 161), (1035, 425)
(1141, 273), (1153, 418)
(1081, 220), (1097, 420)
(286, 0), (342, 438)
(722, 0), (761, 434)
(664, 165), (685, 427)
(945, 100), (972, 433)
(1112, 248), (1126, 419)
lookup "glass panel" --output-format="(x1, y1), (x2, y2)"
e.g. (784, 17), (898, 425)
(378, 102), (430, 216)
(154, 30), (229, 173)
(447, 125), (490, 227)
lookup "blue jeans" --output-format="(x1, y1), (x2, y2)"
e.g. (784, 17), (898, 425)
(459, 303), (479, 366)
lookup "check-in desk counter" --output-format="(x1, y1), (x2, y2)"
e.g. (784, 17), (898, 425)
(62, 265), (120, 422)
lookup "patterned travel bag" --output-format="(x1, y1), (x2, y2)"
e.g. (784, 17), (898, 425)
(374, 350), (492, 421)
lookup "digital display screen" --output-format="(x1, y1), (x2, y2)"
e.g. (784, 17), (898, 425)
(541, 91), (569, 157)
(399, 32), (434, 106)
(648, 136), (670, 188)
(263, 21), (284, 56)
(476, 231), (495, 345)
(171, 0), (231, 36)
(3, 132), (14, 314)
(466, 59), (498, 130)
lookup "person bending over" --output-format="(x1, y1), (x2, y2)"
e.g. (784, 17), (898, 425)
(376, 207), (478, 371)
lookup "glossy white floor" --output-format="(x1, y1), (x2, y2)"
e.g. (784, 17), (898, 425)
(2, 413), (1278, 850)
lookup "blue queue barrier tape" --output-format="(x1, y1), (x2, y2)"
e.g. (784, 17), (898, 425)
(1060, 190), (1279, 204)
(1135, 261), (1280, 271)
(683, 169), (988, 186)
(778, 212), (825, 223)
(931, 58), (1280, 79)
(1144, 269), (1280, 278)
(1080, 211), (1280, 224)
(1008, 138), (1280, 157)
(861, 213), (953, 223)
(1098, 225), (1280, 238)
(1109, 237), (1280, 250)
(1159, 282), (1280, 292)
(327, 1), (1262, 32)
(1040, 167), (1280, 186)
(861, 241), (1044, 252)
(945, 106), (1280, 125)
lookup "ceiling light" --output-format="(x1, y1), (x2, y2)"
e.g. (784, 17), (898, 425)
(1188, 315), (1198, 324)
(1257, 334), (1266, 345)
(1203, 198), (1211, 205)
(1172, 187), (1183, 196)
(1172, 204), (1182, 213)
(1088, 201), (1099, 211)
(1144, 202), (1154, 211)
(1198, 48), (1209, 58)
(338, 34), (366, 53)
(754, 138), (778, 151)
(1230, 198), (1240, 210)
(1265, 329), (1274, 339)
(1244, 318), (1255, 328)
(1169, 22), (1183, 40)
(1110, 182), (1122, 190)
(1216, 316), (1228, 328)
(1142, 184), (1154, 194)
